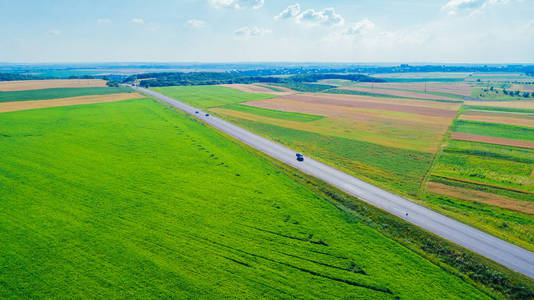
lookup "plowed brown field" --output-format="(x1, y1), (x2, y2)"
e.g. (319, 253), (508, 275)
(451, 132), (534, 149)
(0, 79), (107, 91)
(464, 100), (534, 110)
(0, 93), (145, 113)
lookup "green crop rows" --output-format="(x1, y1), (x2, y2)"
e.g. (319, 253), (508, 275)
(0, 99), (489, 298)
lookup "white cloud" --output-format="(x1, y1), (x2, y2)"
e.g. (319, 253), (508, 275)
(186, 19), (206, 28)
(441, 0), (509, 15)
(296, 8), (344, 26)
(47, 29), (61, 36)
(343, 19), (375, 36)
(234, 26), (271, 37)
(275, 4), (301, 20)
(131, 18), (145, 24)
(97, 18), (111, 24)
(209, 0), (264, 10)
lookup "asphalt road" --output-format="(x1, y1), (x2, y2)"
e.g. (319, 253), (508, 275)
(134, 86), (534, 279)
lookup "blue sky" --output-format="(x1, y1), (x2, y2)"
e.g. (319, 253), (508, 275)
(0, 0), (533, 63)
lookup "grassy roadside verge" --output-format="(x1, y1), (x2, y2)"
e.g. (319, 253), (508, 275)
(152, 97), (534, 300)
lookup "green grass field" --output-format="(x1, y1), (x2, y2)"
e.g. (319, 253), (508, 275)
(152, 85), (276, 108)
(220, 103), (325, 122)
(273, 82), (335, 92)
(0, 87), (131, 102)
(453, 120), (534, 142)
(0, 99), (490, 298)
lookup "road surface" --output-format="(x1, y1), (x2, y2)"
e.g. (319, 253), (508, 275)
(133, 86), (534, 279)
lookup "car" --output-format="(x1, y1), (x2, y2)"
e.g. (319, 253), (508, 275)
(296, 153), (304, 162)
(205, 113), (210, 117)
(195, 111), (199, 114)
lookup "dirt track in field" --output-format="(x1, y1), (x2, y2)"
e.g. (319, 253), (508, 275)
(0, 79), (107, 91)
(272, 93), (459, 117)
(459, 111), (534, 128)
(340, 86), (461, 102)
(427, 182), (534, 214)
(0, 93), (145, 113)
(451, 132), (534, 149)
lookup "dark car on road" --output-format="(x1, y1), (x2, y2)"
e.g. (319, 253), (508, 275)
(205, 113), (210, 117)
(296, 153), (304, 162)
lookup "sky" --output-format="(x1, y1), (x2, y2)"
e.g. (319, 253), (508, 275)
(0, 0), (533, 63)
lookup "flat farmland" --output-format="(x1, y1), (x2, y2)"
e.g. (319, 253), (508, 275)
(207, 92), (461, 197)
(221, 84), (294, 95)
(0, 79), (107, 91)
(0, 99), (489, 299)
(338, 86), (463, 102)
(459, 110), (534, 128)
(151, 85), (276, 108)
(0, 93), (145, 113)
(0, 86), (132, 102)
(426, 102), (534, 250)
(355, 82), (472, 97)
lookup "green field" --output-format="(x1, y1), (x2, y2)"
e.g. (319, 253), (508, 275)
(0, 99), (492, 298)
(214, 116), (434, 197)
(273, 82), (335, 92)
(151, 85), (276, 108)
(453, 120), (534, 142)
(0, 87), (131, 102)
(463, 105), (534, 114)
(220, 103), (325, 122)
(427, 137), (534, 251)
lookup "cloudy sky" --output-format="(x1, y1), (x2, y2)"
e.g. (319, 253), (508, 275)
(0, 0), (533, 63)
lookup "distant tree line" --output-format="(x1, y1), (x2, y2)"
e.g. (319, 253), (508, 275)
(0, 72), (48, 81)
(123, 72), (385, 88)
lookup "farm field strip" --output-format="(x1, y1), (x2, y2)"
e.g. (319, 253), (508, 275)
(272, 93), (461, 117)
(0, 93), (146, 113)
(221, 84), (294, 95)
(464, 100), (534, 110)
(459, 111), (534, 128)
(339, 86), (462, 102)
(0, 87), (132, 102)
(450, 132), (534, 150)
(356, 82), (472, 96)
(427, 182), (534, 214)
(151, 85), (277, 108)
(0, 79), (107, 91)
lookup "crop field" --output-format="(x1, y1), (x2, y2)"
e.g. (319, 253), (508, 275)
(151, 85), (276, 108)
(221, 84), (293, 95)
(355, 82), (472, 97)
(338, 86), (463, 102)
(0, 93), (145, 113)
(459, 110), (534, 128)
(0, 98), (490, 299)
(464, 100), (534, 110)
(0, 87), (132, 102)
(0, 79), (107, 91)
(202, 90), (462, 197)
(426, 101), (534, 249)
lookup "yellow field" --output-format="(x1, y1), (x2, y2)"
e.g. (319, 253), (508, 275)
(0, 79), (107, 91)
(0, 93), (145, 113)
